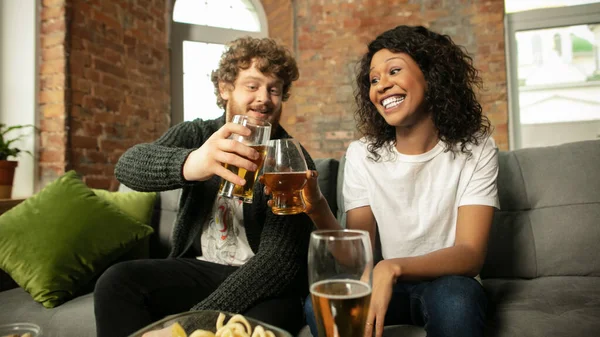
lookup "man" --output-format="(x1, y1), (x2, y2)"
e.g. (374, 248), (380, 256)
(94, 37), (315, 337)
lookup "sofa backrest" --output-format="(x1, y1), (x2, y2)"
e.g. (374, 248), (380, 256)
(481, 139), (600, 279)
(117, 184), (180, 258)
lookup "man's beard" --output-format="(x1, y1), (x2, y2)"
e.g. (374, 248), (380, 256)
(225, 100), (281, 129)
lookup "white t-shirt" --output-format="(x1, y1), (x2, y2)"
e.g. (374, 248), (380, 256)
(343, 136), (499, 260)
(197, 195), (255, 266)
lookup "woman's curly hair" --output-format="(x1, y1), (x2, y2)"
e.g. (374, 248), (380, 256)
(211, 37), (299, 109)
(355, 25), (491, 161)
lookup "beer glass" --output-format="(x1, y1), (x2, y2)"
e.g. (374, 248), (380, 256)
(308, 230), (373, 337)
(218, 115), (271, 203)
(262, 139), (308, 215)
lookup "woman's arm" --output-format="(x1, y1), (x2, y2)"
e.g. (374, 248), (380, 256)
(380, 204), (495, 281)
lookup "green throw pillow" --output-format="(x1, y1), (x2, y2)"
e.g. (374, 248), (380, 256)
(0, 171), (154, 308)
(92, 188), (157, 260)
(92, 189), (157, 224)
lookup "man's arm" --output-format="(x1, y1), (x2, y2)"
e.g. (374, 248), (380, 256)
(116, 118), (259, 192)
(115, 121), (206, 192)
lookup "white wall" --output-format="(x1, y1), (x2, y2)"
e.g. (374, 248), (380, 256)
(0, 0), (38, 198)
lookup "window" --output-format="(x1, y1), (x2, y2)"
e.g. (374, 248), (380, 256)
(171, 0), (268, 124)
(505, 2), (600, 149)
(505, 0), (600, 13)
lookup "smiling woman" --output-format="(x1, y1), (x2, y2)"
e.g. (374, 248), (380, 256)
(170, 0), (269, 124)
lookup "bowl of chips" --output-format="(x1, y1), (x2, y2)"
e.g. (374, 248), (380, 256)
(0, 322), (40, 337)
(128, 310), (292, 337)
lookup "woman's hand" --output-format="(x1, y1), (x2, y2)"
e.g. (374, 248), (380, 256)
(260, 170), (326, 214)
(300, 170), (325, 214)
(364, 260), (399, 337)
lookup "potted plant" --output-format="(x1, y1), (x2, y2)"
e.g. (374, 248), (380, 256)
(0, 123), (35, 199)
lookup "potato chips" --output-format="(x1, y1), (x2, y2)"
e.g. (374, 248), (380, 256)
(180, 313), (276, 337)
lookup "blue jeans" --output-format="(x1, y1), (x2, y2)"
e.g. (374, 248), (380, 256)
(305, 275), (487, 337)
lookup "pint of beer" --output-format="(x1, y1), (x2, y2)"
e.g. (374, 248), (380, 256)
(262, 139), (308, 215)
(218, 115), (271, 203)
(311, 279), (371, 337)
(308, 230), (373, 337)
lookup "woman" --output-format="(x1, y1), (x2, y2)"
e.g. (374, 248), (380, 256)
(292, 25), (499, 337)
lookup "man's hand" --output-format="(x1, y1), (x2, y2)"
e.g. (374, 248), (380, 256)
(364, 260), (397, 337)
(183, 122), (260, 185)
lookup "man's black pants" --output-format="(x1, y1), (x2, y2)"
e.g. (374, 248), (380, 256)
(94, 258), (304, 337)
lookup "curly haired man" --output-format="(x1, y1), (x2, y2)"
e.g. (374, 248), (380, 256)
(94, 37), (315, 337)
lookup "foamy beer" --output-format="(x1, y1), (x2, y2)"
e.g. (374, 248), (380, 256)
(308, 230), (373, 337)
(262, 139), (308, 215)
(218, 115), (271, 203)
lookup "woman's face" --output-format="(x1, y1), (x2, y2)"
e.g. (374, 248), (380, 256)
(368, 49), (428, 128)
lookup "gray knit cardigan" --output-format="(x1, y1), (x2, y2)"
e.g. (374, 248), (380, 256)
(114, 115), (315, 314)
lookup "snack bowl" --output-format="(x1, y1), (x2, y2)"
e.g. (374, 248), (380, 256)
(128, 310), (292, 337)
(0, 323), (41, 337)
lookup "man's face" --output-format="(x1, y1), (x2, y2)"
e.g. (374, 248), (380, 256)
(220, 61), (284, 130)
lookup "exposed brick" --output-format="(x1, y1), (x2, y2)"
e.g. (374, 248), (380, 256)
(40, 150), (65, 163)
(40, 118), (66, 132)
(40, 60), (65, 75)
(42, 45), (65, 62)
(41, 18), (66, 34)
(41, 133), (66, 148)
(40, 104), (66, 118)
(71, 135), (99, 149)
(39, 90), (64, 104)
(42, 0), (66, 7)
(84, 177), (112, 189)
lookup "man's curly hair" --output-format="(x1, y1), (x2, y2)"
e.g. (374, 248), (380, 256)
(355, 25), (491, 161)
(211, 36), (299, 109)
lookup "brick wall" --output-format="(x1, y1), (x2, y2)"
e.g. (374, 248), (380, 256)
(39, 0), (171, 189)
(278, 0), (508, 159)
(39, 0), (69, 188)
(38, 0), (508, 187)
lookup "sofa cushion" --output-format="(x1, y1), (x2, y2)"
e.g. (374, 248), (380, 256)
(483, 277), (600, 337)
(92, 189), (157, 224)
(0, 287), (95, 337)
(482, 140), (600, 279)
(314, 158), (339, 216)
(0, 171), (154, 308)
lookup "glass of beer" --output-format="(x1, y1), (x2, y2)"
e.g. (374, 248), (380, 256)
(262, 139), (308, 215)
(309, 230), (373, 337)
(218, 115), (270, 203)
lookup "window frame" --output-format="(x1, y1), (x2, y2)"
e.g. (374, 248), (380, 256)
(505, 2), (600, 149)
(170, 0), (269, 125)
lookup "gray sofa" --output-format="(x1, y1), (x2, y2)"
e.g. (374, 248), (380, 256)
(1, 139), (599, 337)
